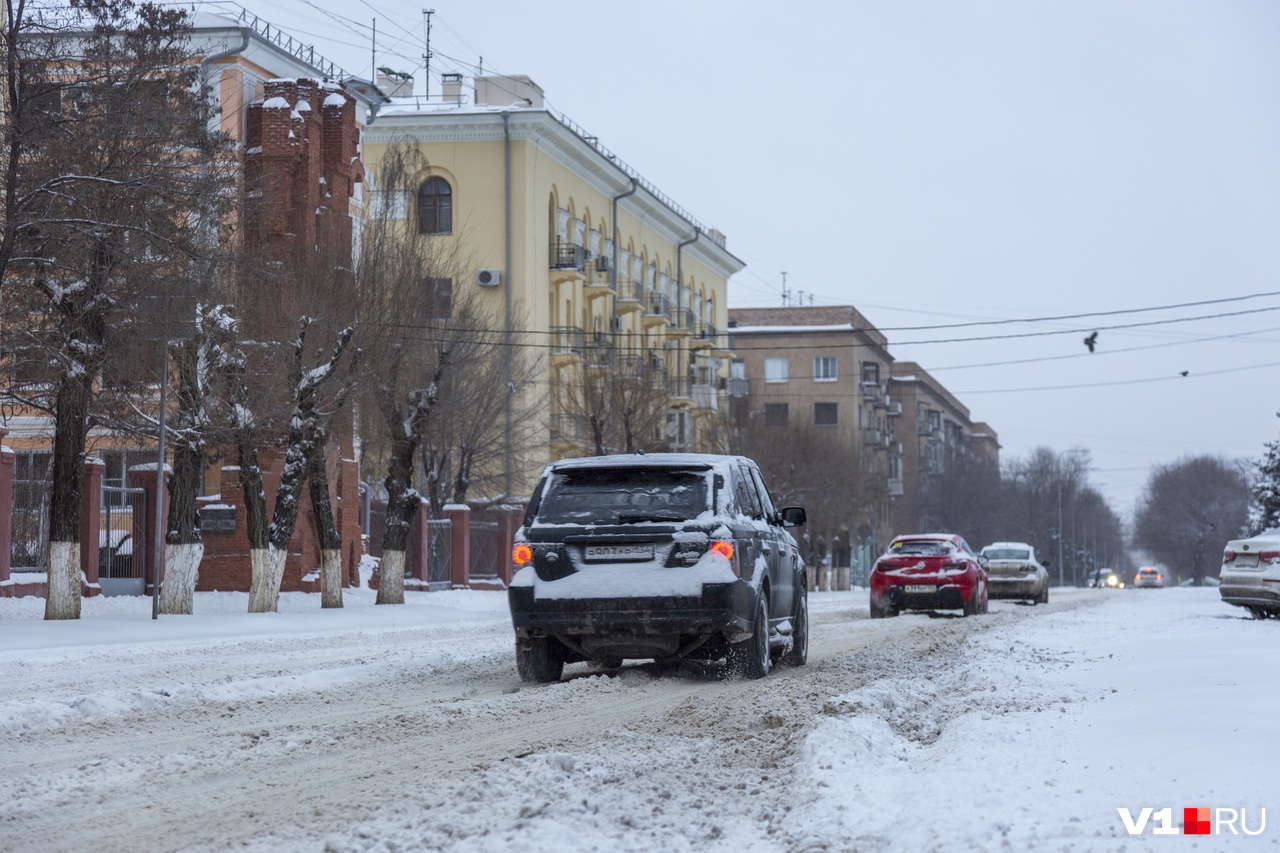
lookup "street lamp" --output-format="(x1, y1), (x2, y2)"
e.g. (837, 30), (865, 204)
(1055, 448), (1087, 588)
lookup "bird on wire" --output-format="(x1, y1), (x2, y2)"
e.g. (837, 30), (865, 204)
(1083, 331), (1099, 353)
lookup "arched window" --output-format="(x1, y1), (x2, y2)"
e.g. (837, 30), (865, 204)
(418, 177), (452, 234)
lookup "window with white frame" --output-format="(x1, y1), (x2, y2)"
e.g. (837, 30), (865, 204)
(814, 356), (837, 382)
(764, 357), (789, 383)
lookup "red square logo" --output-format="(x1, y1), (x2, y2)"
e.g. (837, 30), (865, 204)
(1184, 808), (1211, 835)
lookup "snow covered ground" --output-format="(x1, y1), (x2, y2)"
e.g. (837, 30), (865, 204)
(1, 585), (1276, 851)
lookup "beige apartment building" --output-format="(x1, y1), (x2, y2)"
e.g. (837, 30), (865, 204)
(888, 362), (1000, 535)
(360, 74), (744, 497)
(726, 306), (899, 553)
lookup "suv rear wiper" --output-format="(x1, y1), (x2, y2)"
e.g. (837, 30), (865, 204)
(617, 513), (686, 524)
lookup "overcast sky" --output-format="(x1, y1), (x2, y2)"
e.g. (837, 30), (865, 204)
(230, 0), (1280, 518)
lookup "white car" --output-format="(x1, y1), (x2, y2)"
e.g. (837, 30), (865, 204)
(1133, 567), (1165, 588)
(980, 542), (1049, 604)
(1220, 530), (1280, 619)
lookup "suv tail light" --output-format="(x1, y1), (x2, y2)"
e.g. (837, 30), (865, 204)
(710, 540), (734, 561)
(512, 544), (533, 567)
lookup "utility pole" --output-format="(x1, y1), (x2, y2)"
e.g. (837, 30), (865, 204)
(1057, 480), (1064, 587)
(781, 271), (789, 306)
(422, 9), (434, 99)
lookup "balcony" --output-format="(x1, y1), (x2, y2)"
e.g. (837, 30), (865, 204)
(886, 399), (903, 417)
(691, 383), (718, 411)
(690, 320), (717, 350)
(550, 413), (585, 444)
(728, 377), (749, 398)
(550, 326), (584, 366)
(887, 477), (904, 497)
(585, 333), (616, 370)
(643, 292), (670, 328)
(616, 279), (643, 313)
(617, 354), (645, 378)
(550, 241), (587, 271)
(584, 256), (614, 297)
(860, 380), (882, 401)
(666, 307), (697, 336)
(863, 427), (882, 446)
(668, 373), (692, 405)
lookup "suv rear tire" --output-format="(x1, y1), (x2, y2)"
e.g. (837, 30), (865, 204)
(729, 594), (772, 679)
(516, 636), (566, 683)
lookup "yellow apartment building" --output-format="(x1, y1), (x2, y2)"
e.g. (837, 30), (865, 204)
(360, 74), (745, 497)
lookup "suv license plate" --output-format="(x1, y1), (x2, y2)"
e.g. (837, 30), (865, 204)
(904, 584), (936, 594)
(584, 544), (654, 562)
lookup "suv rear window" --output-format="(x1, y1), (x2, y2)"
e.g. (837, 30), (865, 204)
(983, 548), (1030, 560)
(536, 467), (710, 525)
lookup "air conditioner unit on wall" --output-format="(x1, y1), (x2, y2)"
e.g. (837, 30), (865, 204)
(476, 268), (501, 287)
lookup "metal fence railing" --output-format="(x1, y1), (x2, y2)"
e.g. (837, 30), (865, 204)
(99, 486), (145, 596)
(469, 521), (500, 578)
(425, 519), (452, 591)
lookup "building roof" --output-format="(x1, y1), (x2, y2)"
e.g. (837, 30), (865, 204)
(727, 305), (890, 352)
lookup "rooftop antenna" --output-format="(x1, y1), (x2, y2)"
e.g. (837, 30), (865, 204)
(422, 8), (434, 99)
(371, 18), (376, 82)
(781, 271), (789, 306)
(798, 289), (805, 305)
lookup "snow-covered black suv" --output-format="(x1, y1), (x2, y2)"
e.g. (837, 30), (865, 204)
(507, 453), (808, 682)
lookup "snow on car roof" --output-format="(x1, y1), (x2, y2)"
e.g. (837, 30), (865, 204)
(891, 533), (960, 542)
(983, 541), (1033, 550)
(548, 453), (751, 472)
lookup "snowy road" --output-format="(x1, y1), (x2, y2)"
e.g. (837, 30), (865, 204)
(1, 586), (1276, 851)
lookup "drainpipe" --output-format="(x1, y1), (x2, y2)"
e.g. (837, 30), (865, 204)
(610, 178), (638, 295)
(502, 111), (513, 496)
(676, 228), (700, 405)
(199, 29), (251, 139)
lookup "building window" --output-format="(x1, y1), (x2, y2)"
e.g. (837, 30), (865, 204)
(730, 359), (745, 380)
(764, 403), (789, 426)
(764, 357), (788, 383)
(814, 356), (837, 382)
(424, 278), (453, 320)
(417, 177), (452, 234)
(814, 402), (838, 426)
(862, 362), (880, 384)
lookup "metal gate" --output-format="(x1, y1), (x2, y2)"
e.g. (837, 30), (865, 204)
(99, 486), (146, 596)
(469, 521), (499, 578)
(425, 519), (452, 591)
(9, 452), (51, 575)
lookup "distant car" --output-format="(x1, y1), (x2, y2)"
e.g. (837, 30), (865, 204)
(1220, 530), (1280, 619)
(870, 534), (988, 618)
(1087, 568), (1123, 589)
(508, 453), (809, 682)
(980, 542), (1049, 604)
(1133, 567), (1164, 588)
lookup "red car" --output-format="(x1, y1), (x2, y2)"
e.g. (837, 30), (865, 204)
(870, 534), (989, 618)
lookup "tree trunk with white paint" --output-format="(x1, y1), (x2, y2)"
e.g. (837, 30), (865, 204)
(308, 437), (343, 609)
(159, 542), (203, 615)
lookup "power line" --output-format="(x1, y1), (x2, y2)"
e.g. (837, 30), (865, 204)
(954, 359), (1280, 395)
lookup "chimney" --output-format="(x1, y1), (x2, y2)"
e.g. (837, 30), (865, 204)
(473, 75), (544, 108)
(376, 70), (413, 98)
(442, 72), (464, 105)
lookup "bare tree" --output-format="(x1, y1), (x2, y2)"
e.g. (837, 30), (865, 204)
(1135, 455), (1250, 585)
(557, 340), (670, 456)
(418, 306), (542, 515)
(730, 419), (885, 567)
(1, 1), (229, 619)
(355, 142), (476, 604)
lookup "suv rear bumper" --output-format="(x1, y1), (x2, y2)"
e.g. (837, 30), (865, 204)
(508, 582), (755, 637)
